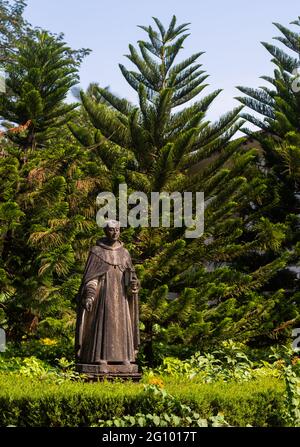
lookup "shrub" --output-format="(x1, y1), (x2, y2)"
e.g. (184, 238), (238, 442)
(0, 373), (285, 427)
(4, 338), (74, 365)
(0, 356), (82, 383)
(97, 384), (231, 427)
(148, 341), (282, 383)
(270, 346), (300, 427)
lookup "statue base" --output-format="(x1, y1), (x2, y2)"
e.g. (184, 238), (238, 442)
(75, 363), (141, 381)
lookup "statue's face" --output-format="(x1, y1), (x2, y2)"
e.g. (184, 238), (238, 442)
(105, 225), (120, 241)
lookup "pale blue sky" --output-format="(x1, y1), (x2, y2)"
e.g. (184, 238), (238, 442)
(24, 0), (300, 121)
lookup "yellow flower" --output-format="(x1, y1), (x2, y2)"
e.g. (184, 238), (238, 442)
(40, 338), (58, 346)
(148, 377), (164, 388)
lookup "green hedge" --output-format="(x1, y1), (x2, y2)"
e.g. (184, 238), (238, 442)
(171, 381), (285, 427)
(0, 374), (285, 427)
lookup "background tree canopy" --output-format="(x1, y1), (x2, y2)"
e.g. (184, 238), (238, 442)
(0, 2), (299, 365)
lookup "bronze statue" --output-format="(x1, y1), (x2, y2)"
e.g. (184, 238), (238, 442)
(75, 220), (140, 377)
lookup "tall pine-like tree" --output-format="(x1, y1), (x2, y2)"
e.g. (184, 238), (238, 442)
(0, 25), (96, 350)
(69, 17), (291, 363)
(0, 0), (29, 64)
(0, 29), (89, 150)
(1, 14), (297, 364)
(236, 18), (300, 346)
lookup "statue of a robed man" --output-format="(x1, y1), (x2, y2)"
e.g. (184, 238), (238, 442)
(75, 221), (140, 376)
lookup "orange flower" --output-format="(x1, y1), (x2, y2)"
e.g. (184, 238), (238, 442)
(148, 377), (164, 388)
(291, 357), (300, 366)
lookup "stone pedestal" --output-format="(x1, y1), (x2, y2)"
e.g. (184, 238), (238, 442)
(75, 363), (141, 381)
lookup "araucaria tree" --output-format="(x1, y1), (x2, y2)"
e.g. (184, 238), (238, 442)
(0, 29), (88, 150)
(1, 13), (298, 365)
(0, 24), (95, 349)
(236, 17), (300, 346)
(0, 0), (29, 64)
(70, 17), (294, 363)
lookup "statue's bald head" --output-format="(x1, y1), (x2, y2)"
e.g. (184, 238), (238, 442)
(104, 220), (120, 241)
(105, 220), (120, 229)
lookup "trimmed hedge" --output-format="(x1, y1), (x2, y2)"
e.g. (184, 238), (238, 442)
(0, 374), (285, 427)
(171, 380), (285, 427)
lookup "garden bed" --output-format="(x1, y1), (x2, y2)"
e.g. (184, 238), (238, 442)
(0, 374), (284, 427)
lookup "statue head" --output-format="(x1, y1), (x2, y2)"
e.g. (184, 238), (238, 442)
(104, 220), (120, 242)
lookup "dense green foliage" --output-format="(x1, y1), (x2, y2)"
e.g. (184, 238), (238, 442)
(236, 19), (300, 346)
(0, 3), (94, 344)
(0, 31), (80, 149)
(68, 16), (300, 363)
(0, 133), (107, 342)
(0, 0), (299, 391)
(1, 341), (298, 427)
(0, 372), (285, 427)
(0, 0), (29, 64)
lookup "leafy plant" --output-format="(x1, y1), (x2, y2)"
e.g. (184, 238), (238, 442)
(97, 384), (230, 427)
(0, 353), (83, 384)
(270, 346), (300, 427)
(147, 340), (284, 383)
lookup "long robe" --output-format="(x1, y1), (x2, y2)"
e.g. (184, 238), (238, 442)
(75, 239), (140, 364)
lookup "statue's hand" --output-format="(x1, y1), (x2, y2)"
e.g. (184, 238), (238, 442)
(130, 279), (139, 293)
(84, 298), (93, 312)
